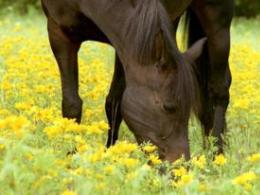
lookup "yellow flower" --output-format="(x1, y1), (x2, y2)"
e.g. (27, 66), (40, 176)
(98, 120), (109, 130)
(172, 173), (193, 188)
(149, 154), (162, 165)
(87, 124), (102, 135)
(73, 168), (84, 176)
(234, 98), (249, 109)
(173, 166), (187, 177)
(104, 165), (114, 174)
(0, 143), (5, 152)
(0, 109), (10, 117)
(107, 141), (138, 156)
(61, 190), (77, 195)
(213, 154), (227, 166)
(74, 135), (85, 144)
(233, 171), (257, 191)
(0, 116), (30, 138)
(247, 153), (260, 163)
(96, 183), (106, 191)
(44, 126), (62, 139)
(67, 123), (85, 133)
(89, 150), (104, 163)
(199, 183), (208, 192)
(15, 102), (33, 111)
(85, 109), (93, 118)
(120, 158), (139, 168)
(143, 144), (157, 153)
(191, 155), (206, 169)
(77, 143), (88, 153)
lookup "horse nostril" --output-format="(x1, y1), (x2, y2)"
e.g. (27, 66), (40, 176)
(163, 103), (177, 113)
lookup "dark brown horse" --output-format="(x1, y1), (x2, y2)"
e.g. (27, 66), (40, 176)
(41, 0), (233, 162)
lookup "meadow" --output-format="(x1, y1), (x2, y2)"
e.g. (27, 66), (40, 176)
(0, 14), (259, 195)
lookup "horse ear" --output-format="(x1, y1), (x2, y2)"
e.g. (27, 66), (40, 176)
(183, 37), (207, 64)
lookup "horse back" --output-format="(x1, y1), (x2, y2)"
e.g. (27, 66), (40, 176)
(41, 0), (112, 43)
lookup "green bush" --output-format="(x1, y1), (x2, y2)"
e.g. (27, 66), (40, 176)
(0, 0), (41, 14)
(235, 0), (260, 17)
(0, 0), (260, 17)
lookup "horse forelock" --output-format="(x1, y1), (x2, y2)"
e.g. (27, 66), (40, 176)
(128, 0), (199, 117)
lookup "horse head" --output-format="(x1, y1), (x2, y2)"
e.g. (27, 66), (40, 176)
(121, 0), (207, 162)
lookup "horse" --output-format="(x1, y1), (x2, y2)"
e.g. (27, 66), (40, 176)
(41, 0), (233, 162)
(105, 0), (234, 155)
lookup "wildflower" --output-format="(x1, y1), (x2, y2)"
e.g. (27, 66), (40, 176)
(44, 126), (62, 139)
(96, 183), (105, 191)
(233, 171), (257, 191)
(120, 158), (139, 168)
(87, 124), (102, 134)
(98, 120), (109, 130)
(73, 168), (84, 176)
(61, 190), (77, 195)
(104, 165), (114, 174)
(0, 109), (10, 117)
(213, 154), (227, 166)
(26, 153), (34, 161)
(0, 143), (5, 152)
(89, 150), (104, 163)
(77, 143), (88, 153)
(67, 123), (85, 133)
(0, 116), (29, 137)
(234, 98), (249, 109)
(107, 141), (138, 156)
(85, 109), (93, 118)
(149, 154), (162, 165)
(191, 155), (206, 169)
(173, 166), (187, 178)
(143, 144), (157, 153)
(247, 153), (260, 163)
(199, 183), (208, 192)
(15, 102), (32, 111)
(172, 173), (193, 188)
(74, 135), (85, 144)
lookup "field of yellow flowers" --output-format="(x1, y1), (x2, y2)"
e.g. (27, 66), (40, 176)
(0, 15), (259, 195)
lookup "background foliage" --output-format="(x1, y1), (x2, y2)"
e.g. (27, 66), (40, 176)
(0, 0), (260, 17)
(235, 0), (260, 17)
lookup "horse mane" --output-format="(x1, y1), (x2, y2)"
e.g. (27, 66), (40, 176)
(127, 0), (199, 116)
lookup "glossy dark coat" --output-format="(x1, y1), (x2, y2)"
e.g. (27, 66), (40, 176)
(41, 0), (234, 161)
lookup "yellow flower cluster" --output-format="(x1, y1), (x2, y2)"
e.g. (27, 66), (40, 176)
(43, 118), (109, 139)
(142, 143), (157, 153)
(233, 171), (258, 191)
(213, 154), (227, 166)
(0, 115), (30, 138)
(191, 155), (206, 169)
(172, 167), (193, 188)
(247, 153), (260, 163)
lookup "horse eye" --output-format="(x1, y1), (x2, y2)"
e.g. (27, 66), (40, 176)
(163, 103), (177, 113)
